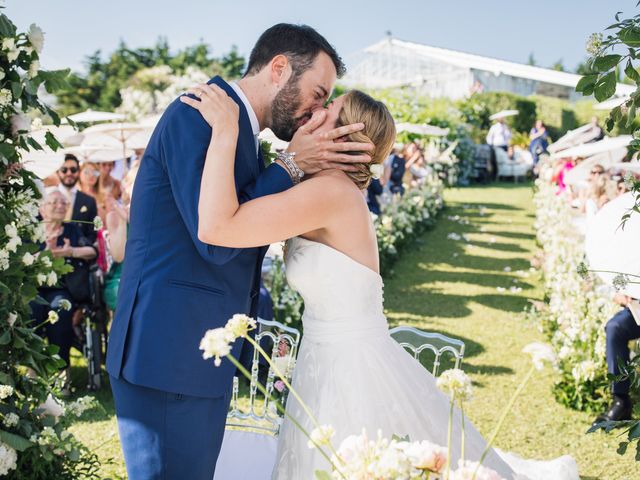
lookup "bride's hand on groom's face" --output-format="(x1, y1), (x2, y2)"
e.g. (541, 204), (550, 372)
(180, 84), (239, 132)
(288, 110), (374, 175)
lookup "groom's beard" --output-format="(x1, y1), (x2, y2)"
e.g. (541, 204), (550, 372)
(271, 78), (307, 141)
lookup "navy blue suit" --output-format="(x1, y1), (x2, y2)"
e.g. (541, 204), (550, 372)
(106, 76), (292, 479)
(605, 307), (640, 395)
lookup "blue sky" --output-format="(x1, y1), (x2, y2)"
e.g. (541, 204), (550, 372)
(5, 0), (636, 74)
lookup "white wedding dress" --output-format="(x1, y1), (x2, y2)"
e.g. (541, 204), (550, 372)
(271, 236), (579, 480)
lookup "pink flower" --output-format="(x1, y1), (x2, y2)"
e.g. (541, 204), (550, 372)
(402, 440), (448, 473)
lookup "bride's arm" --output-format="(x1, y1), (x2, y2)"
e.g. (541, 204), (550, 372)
(180, 83), (353, 248)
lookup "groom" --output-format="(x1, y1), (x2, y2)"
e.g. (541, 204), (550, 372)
(106, 23), (371, 479)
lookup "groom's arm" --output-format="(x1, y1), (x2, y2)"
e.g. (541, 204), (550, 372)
(161, 104), (293, 266)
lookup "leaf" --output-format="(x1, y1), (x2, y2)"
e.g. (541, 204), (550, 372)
(625, 60), (640, 83)
(0, 330), (10, 346)
(594, 71), (617, 102)
(27, 137), (43, 151)
(575, 74), (597, 95)
(620, 26), (640, 48)
(10, 81), (22, 99)
(0, 430), (32, 452)
(0, 14), (16, 37)
(44, 131), (63, 151)
(39, 69), (71, 94)
(628, 421), (640, 440)
(617, 441), (629, 455)
(593, 54), (622, 72)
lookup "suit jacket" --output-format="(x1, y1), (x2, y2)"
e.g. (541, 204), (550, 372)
(106, 77), (293, 398)
(71, 191), (98, 244)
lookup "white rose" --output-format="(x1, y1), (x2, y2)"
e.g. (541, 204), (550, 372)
(21, 252), (35, 266)
(6, 236), (21, 253)
(7, 312), (17, 327)
(307, 424), (335, 449)
(0, 250), (9, 271)
(0, 441), (18, 476)
(0, 385), (14, 400)
(40, 255), (52, 268)
(36, 273), (47, 285)
(47, 310), (59, 325)
(4, 223), (18, 239)
(11, 114), (31, 137)
(402, 440), (447, 473)
(28, 60), (40, 79)
(1, 38), (14, 51)
(28, 24), (45, 54)
(47, 271), (58, 286)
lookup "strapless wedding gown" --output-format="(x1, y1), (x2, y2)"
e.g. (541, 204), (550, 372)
(271, 237), (579, 480)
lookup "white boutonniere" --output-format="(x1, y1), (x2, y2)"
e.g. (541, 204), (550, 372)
(80, 206), (87, 213)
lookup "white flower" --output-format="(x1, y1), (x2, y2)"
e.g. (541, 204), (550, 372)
(572, 359), (598, 382)
(224, 314), (256, 339)
(624, 171), (636, 190)
(58, 299), (72, 311)
(36, 273), (47, 285)
(0, 441), (17, 476)
(0, 385), (14, 400)
(28, 24), (45, 54)
(4, 223), (18, 239)
(31, 117), (43, 131)
(65, 396), (96, 417)
(10, 114), (31, 137)
(0, 88), (12, 107)
(21, 251), (35, 266)
(6, 235), (21, 253)
(93, 216), (103, 231)
(199, 327), (235, 366)
(586, 32), (603, 56)
(40, 255), (52, 268)
(436, 368), (473, 402)
(38, 394), (64, 418)
(47, 310), (59, 325)
(307, 424), (335, 449)
(522, 342), (557, 371)
(401, 440), (447, 473)
(7, 312), (17, 327)
(1, 38), (14, 52)
(451, 460), (504, 480)
(46, 271), (58, 286)
(2, 413), (19, 428)
(369, 163), (384, 180)
(0, 249), (9, 271)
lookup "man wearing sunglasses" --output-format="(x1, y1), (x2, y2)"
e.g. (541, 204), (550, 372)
(56, 154), (98, 243)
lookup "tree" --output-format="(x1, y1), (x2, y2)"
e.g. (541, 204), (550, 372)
(527, 52), (536, 66)
(551, 59), (565, 72)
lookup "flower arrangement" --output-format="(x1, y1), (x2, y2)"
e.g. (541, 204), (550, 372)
(532, 177), (618, 411)
(0, 9), (102, 478)
(200, 314), (556, 480)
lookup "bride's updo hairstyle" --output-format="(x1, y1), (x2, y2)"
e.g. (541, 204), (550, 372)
(336, 90), (396, 190)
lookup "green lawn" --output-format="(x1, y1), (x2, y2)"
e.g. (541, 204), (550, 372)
(67, 182), (636, 479)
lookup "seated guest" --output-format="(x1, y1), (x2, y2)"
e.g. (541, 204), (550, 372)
(30, 189), (97, 394)
(56, 154), (98, 243)
(366, 178), (383, 215)
(529, 120), (549, 166)
(580, 166), (609, 217)
(594, 294), (640, 425)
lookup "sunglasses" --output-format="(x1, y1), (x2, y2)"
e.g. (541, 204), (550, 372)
(59, 167), (79, 174)
(590, 170), (603, 175)
(82, 169), (100, 177)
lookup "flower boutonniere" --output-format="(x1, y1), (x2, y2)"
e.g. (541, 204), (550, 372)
(80, 205), (88, 213)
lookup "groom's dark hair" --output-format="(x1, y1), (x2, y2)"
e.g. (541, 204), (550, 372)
(244, 23), (345, 79)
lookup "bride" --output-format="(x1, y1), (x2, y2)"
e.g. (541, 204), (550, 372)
(182, 85), (578, 480)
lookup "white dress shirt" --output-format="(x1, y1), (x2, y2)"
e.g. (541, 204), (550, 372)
(486, 123), (512, 147)
(230, 82), (260, 154)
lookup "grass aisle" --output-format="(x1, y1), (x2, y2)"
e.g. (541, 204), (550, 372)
(383, 182), (635, 480)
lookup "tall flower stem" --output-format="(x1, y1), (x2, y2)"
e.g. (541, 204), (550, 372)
(224, 354), (345, 479)
(472, 366), (535, 480)
(445, 398), (454, 480)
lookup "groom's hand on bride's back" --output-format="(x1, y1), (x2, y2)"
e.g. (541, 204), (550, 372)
(287, 110), (373, 175)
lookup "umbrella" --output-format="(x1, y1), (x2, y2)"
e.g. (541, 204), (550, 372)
(65, 109), (125, 123)
(21, 149), (64, 179)
(563, 148), (629, 186)
(82, 122), (150, 167)
(585, 191), (640, 299)
(609, 161), (640, 175)
(31, 125), (84, 147)
(547, 123), (595, 154)
(594, 96), (629, 111)
(489, 110), (518, 121)
(550, 135), (631, 160)
(64, 145), (133, 163)
(395, 122), (449, 136)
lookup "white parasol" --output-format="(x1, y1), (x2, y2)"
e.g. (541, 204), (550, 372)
(547, 123), (595, 154)
(550, 135), (631, 160)
(65, 109), (125, 123)
(585, 191), (640, 299)
(395, 122), (449, 137)
(21, 149), (65, 179)
(489, 110), (518, 121)
(64, 145), (133, 163)
(563, 148), (629, 186)
(31, 125), (84, 147)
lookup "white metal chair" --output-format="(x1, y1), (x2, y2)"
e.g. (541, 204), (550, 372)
(390, 326), (465, 376)
(214, 318), (300, 480)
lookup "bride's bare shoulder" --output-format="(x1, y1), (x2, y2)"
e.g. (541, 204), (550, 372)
(304, 169), (361, 198)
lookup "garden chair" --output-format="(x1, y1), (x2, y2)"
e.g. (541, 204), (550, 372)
(390, 326), (465, 376)
(214, 318), (301, 480)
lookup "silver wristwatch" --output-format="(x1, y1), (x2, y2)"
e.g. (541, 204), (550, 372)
(276, 151), (304, 185)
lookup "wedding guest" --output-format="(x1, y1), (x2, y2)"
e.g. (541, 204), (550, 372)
(616, 177), (629, 196)
(366, 177), (383, 215)
(585, 116), (605, 143)
(30, 189), (97, 394)
(386, 145), (407, 195)
(486, 117), (512, 152)
(529, 120), (549, 165)
(98, 161), (122, 201)
(580, 168), (609, 217)
(551, 156), (580, 195)
(56, 154), (98, 243)
(594, 294), (640, 425)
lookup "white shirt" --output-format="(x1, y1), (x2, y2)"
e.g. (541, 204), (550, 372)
(486, 123), (512, 147)
(230, 82), (260, 154)
(57, 184), (78, 206)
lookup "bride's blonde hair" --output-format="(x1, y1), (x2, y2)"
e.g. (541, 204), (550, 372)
(336, 90), (396, 189)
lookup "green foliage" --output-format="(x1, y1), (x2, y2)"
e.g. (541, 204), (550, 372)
(0, 10), (101, 478)
(54, 39), (246, 116)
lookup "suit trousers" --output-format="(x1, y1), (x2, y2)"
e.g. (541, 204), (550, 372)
(110, 374), (230, 480)
(605, 307), (640, 395)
